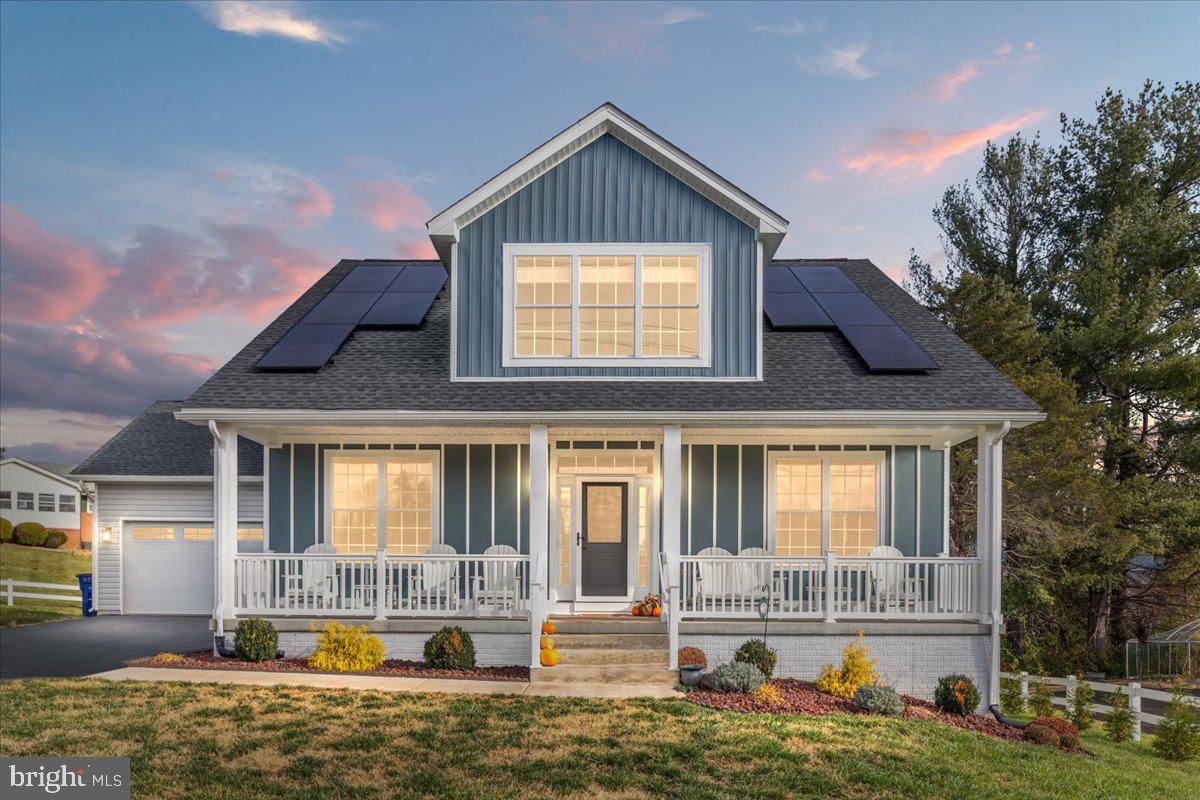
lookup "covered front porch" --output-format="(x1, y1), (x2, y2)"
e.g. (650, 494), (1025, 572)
(196, 413), (1015, 691)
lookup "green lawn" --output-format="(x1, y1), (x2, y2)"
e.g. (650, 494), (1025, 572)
(0, 543), (90, 626)
(0, 680), (1191, 800)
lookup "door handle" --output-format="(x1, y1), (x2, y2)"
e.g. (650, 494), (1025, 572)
(577, 532), (583, 547)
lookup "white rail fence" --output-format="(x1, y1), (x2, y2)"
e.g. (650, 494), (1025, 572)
(234, 552), (530, 618)
(679, 555), (982, 620)
(1001, 670), (1200, 741)
(3, 579), (81, 606)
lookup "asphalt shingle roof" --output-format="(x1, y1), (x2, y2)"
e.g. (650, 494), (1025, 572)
(70, 401), (262, 477)
(182, 258), (1034, 413)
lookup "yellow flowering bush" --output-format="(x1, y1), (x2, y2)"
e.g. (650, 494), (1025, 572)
(307, 622), (385, 672)
(815, 632), (879, 699)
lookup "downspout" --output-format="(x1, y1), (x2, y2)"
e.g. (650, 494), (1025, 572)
(208, 421), (224, 655)
(989, 421), (1011, 706)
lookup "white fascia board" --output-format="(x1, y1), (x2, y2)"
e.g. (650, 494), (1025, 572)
(74, 475), (264, 484)
(176, 407), (1045, 427)
(425, 104), (788, 246)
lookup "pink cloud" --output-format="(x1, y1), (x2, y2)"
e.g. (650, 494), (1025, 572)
(278, 176), (333, 222)
(205, 222), (328, 321)
(994, 42), (1013, 57)
(528, 5), (707, 62)
(806, 168), (833, 183)
(394, 236), (437, 260)
(930, 60), (982, 102)
(350, 178), (431, 233)
(0, 205), (114, 325)
(841, 110), (1047, 179)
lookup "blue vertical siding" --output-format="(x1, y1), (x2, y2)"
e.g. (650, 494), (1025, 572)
(919, 447), (945, 556)
(457, 133), (758, 378)
(292, 444), (316, 550)
(689, 445), (714, 553)
(519, 444), (530, 552)
(268, 446), (291, 552)
(468, 445), (493, 553)
(740, 445), (765, 549)
(443, 445), (468, 553)
(892, 446), (918, 555)
(715, 445), (740, 552)
(493, 444), (519, 549)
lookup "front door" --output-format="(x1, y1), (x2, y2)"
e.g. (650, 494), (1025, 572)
(580, 481), (628, 597)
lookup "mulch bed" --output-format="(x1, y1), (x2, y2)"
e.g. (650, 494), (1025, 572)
(133, 651), (529, 682)
(686, 679), (1087, 752)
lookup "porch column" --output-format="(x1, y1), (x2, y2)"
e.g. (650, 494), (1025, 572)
(662, 425), (682, 669)
(528, 424), (550, 669)
(977, 423), (1009, 707)
(211, 421), (239, 641)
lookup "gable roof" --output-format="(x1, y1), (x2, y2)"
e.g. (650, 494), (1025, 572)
(1, 457), (85, 491)
(425, 103), (789, 264)
(70, 401), (263, 479)
(181, 258), (1037, 416)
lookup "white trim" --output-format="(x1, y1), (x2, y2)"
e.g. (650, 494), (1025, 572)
(915, 445), (922, 556)
(889, 445), (896, 548)
(765, 449), (887, 555)
(448, 240), (458, 382)
(942, 445), (951, 555)
(288, 445), (295, 553)
(0, 458), (85, 492)
(70, 475), (263, 483)
(500, 243), (712, 369)
(263, 445), (270, 550)
(320, 448), (442, 553)
(572, 475), (638, 603)
(755, 239), (764, 382)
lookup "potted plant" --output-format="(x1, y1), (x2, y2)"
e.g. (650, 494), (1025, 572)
(678, 646), (707, 687)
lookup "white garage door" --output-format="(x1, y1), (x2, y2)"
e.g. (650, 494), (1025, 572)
(122, 522), (264, 614)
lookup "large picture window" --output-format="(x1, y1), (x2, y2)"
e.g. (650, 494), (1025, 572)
(769, 454), (881, 557)
(327, 452), (439, 555)
(504, 243), (710, 368)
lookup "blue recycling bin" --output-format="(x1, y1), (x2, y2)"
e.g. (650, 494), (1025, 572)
(76, 573), (96, 617)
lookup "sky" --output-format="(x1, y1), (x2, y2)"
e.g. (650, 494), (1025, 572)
(0, 1), (1196, 464)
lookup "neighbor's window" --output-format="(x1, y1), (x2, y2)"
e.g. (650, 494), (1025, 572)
(59, 495), (75, 513)
(771, 456), (880, 557)
(0, 491), (10, 510)
(330, 452), (439, 555)
(131, 526), (175, 541)
(16, 492), (33, 510)
(37, 493), (54, 512)
(506, 245), (708, 366)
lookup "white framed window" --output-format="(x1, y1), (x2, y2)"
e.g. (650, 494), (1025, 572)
(183, 526), (214, 541)
(502, 243), (711, 368)
(767, 452), (884, 557)
(237, 527), (264, 542)
(59, 495), (75, 513)
(37, 493), (55, 512)
(0, 491), (10, 510)
(324, 450), (441, 555)
(16, 492), (33, 510)
(130, 526), (175, 541)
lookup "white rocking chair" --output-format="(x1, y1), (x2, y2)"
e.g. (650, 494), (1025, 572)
(407, 543), (460, 611)
(472, 544), (522, 613)
(867, 545), (920, 612)
(285, 542), (340, 610)
(694, 546), (733, 612)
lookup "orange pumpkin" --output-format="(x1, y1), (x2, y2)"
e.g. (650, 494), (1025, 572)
(651, 606), (662, 617)
(539, 648), (560, 667)
(540, 635), (555, 650)
(541, 621), (556, 635)
(631, 605), (642, 616)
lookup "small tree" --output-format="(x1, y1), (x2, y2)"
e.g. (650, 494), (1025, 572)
(1069, 677), (1095, 731)
(1152, 680), (1200, 762)
(1000, 677), (1025, 716)
(1029, 678), (1056, 717)
(1103, 687), (1135, 743)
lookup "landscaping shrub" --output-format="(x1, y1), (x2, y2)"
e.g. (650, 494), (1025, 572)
(750, 683), (783, 706)
(1028, 678), (1056, 717)
(0, 518), (12, 542)
(734, 639), (777, 678)
(815, 633), (879, 699)
(13, 522), (48, 547)
(1069, 677), (1095, 731)
(678, 646), (707, 670)
(854, 684), (904, 716)
(1030, 716), (1079, 748)
(933, 674), (981, 716)
(423, 626), (476, 670)
(1152, 680), (1200, 762)
(308, 622), (385, 672)
(234, 618), (279, 662)
(43, 530), (67, 549)
(1023, 722), (1061, 747)
(1103, 687), (1136, 743)
(155, 652), (184, 664)
(704, 661), (766, 693)
(999, 677), (1025, 716)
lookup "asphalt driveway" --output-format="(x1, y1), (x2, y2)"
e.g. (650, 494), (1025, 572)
(0, 615), (211, 679)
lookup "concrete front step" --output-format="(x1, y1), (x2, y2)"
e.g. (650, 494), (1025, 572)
(558, 648), (668, 666)
(547, 618), (666, 635)
(552, 632), (669, 649)
(531, 664), (678, 686)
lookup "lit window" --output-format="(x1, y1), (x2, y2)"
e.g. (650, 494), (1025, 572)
(771, 456), (880, 557)
(558, 486), (572, 587)
(505, 245), (709, 366)
(183, 527), (214, 541)
(330, 452), (439, 555)
(16, 492), (33, 510)
(38, 493), (54, 512)
(131, 526), (175, 541)
(0, 491), (10, 510)
(59, 495), (75, 513)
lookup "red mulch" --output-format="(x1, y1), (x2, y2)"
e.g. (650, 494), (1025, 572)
(686, 679), (1087, 752)
(134, 651), (529, 681)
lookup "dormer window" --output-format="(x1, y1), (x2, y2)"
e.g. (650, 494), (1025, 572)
(502, 243), (710, 368)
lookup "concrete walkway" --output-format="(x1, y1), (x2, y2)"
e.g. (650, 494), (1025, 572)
(90, 666), (678, 698)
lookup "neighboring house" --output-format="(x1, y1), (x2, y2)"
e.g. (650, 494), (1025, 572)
(72, 104), (1042, 700)
(0, 457), (92, 548)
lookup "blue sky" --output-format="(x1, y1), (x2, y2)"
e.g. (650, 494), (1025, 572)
(1, 1), (1195, 462)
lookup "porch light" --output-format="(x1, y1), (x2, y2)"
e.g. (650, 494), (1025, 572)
(100, 527), (113, 544)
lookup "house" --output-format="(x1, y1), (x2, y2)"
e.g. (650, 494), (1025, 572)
(72, 104), (1042, 700)
(1, 457), (93, 548)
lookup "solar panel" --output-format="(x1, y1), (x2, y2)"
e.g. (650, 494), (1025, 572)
(301, 291), (383, 324)
(812, 292), (893, 326)
(764, 292), (834, 328)
(358, 291), (439, 327)
(764, 267), (806, 293)
(839, 325), (939, 372)
(256, 324), (356, 370)
(388, 265), (446, 293)
(335, 265), (405, 292)
(792, 266), (859, 293)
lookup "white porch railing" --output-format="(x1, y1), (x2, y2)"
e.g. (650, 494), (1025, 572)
(234, 552), (530, 618)
(678, 554), (982, 620)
